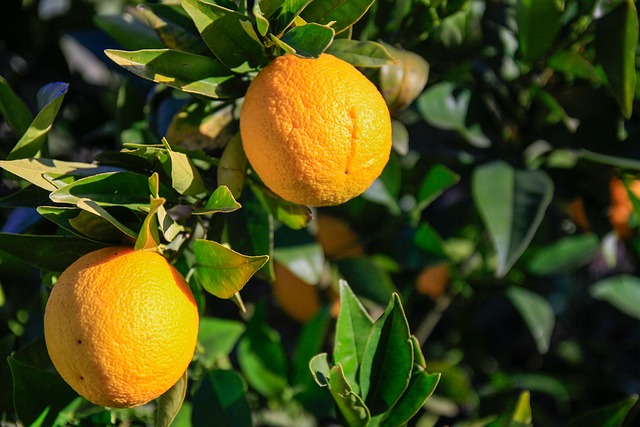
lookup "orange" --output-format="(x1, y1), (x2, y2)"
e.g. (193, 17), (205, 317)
(415, 263), (451, 300)
(44, 247), (199, 408)
(609, 176), (640, 238)
(271, 214), (363, 323)
(240, 53), (392, 207)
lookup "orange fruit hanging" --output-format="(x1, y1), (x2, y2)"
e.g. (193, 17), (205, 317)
(240, 53), (392, 207)
(44, 247), (199, 408)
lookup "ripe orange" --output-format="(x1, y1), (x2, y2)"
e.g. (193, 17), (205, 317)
(44, 247), (199, 408)
(609, 176), (640, 238)
(240, 53), (392, 207)
(271, 214), (363, 323)
(415, 263), (451, 300)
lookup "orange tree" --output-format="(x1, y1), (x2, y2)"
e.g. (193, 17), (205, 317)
(1, 0), (640, 426)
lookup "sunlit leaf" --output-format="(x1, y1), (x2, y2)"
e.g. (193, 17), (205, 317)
(595, 0), (638, 118)
(507, 287), (555, 354)
(301, 0), (376, 34)
(181, 0), (267, 71)
(161, 138), (206, 196)
(105, 49), (245, 99)
(309, 352), (332, 387)
(326, 39), (396, 67)
(194, 239), (269, 299)
(7, 82), (68, 160)
(330, 363), (371, 427)
(156, 371), (188, 427)
(472, 161), (554, 277)
(193, 185), (242, 215)
(590, 275), (640, 320)
(134, 196), (164, 251)
(359, 294), (413, 416)
(334, 280), (374, 395)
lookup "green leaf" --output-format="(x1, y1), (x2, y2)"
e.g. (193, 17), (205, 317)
(191, 370), (252, 427)
(362, 152), (402, 215)
(0, 75), (33, 135)
(0, 335), (16, 412)
(510, 391), (533, 427)
(335, 257), (397, 306)
(301, 0), (376, 34)
(309, 352), (332, 387)
(194, 238), (269, 299)
(250, 183), (313, 230)
(590, 275), (640, 320)
(0, 158), (120, 192)
(595, 0), (638, 118)
(7, 82), (68, 160)
(268, 0), (313, 35)
(0, 233), (105, 271)
(197, 317), (246, 368)
(360, 294), (414, 416)
(275, 23), (335, 58)
(330, 363), (371, 427)
(194, 185), (242, 215)
(381, 371), (440, 426)
(527, 233), (599, 276)
(567, 394), (638, 427)
(507, 287), (555, 354)
(516, 0), (562, 62)
(416, 82), (490, 147)
(138, 4), (211, 55)
(237, 304), (289, 398)
(104, 49), (245, 99)
(181, 0), (267, 71)
(49, 172), (174, 209)
(413, 164), (460, 219)
(472, 161), (554, 277)
(274, 242), (324, 284)
(134, 196), (164, 251)
(548, 51), (602, 83)
(217, 133), (247, 199)
(74, 199), (139, 241)
(161, 138), (206, 196)
(156, 371), (188, 427)
(293, 307), (332, 385)
(94, 14), (164, 50)
(413, 223), (448, 261)
(8, 339), (77, 427)
(326, 39), (396, 67)
(334, 280), (374, 394)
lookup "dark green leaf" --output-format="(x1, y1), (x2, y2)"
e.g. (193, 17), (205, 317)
(0, 158), (121, 192)
(516, 0), (562, 62)
(293, 307), (332, 385)
(595, 0), (638, 118)
(0, 335), (16, 412)
(105, 49), (246, 99)
(472, 161), (554, 277)
(360, 294), (414, 416)
(548, 51), (602, 83)
(362, 152), (402, 214)
(413, 223), (448, 261)
(335, 257), (397, 306)
(507, 287), (555, 354)
(191, 370), (252, 427)
(181, 0), (267, 71)
(194, 185), (242, 215)
(301, 0), (376, 34)
(194, 239), (269, 299)
(590, 275), (640, 320)
(7, 82), (68, 160)
(94, 14), (164, 50)
(413, 164), (460, 217)
(0, 233), (106, 271)
(527, 234), (599, 276)
(276, 23), (335, 58)
(381, 371), (440, 426)
(268, 0), (313, 35)
(237, 304), (289, 398)
(326, 39), (396, 67)
(334, 280), (374, 394)
(197, 317), (246, 368)
(330, 363), (371, 427)
(8, 339), (77, 427)
(138, 4), (210, 55)
(49, 172), (173, 209)
(75, 199), (139, 241)
(0, 75), (33, 135)
(567, 394), (638, 427)
(156, 371), (188, 427)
